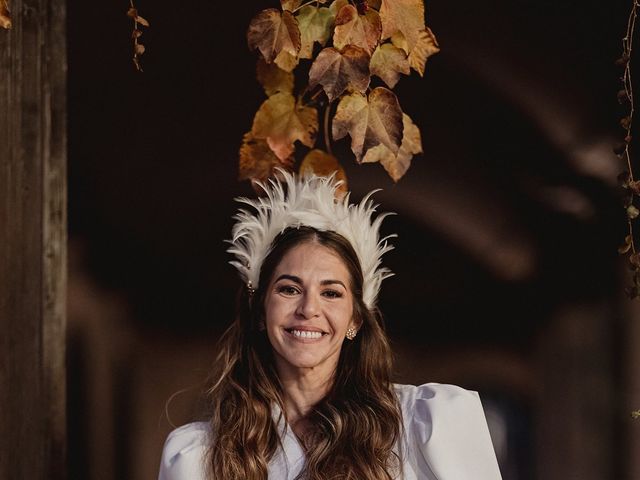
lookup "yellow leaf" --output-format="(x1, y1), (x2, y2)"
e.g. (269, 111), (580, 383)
(239, 132), (294, 182)
(274, 49), (299, 72)
(332, 87), (403, 162)
(309, 46), (370, 103)
(380, 0), (425, 54)
(333, 4), (382, 55)
(299, 149), (348, 195)
(370, 43), (409, 88)
(296, 5), (334, 59)
(251, 92), (318, 161)
(248, 9), (301, 64)
(257, 58), (294, 96)
(362, 113), (421, 181)
(408, 28), (439, 76)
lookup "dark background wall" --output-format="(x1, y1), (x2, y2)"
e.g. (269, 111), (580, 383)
(64, 0), (640, 479)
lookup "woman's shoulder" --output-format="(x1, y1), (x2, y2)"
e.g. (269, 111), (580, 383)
(158, 422), (209, 480)
(392, 383), (502, 479)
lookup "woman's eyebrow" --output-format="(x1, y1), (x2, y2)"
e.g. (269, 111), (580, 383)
(320, 279), (346, 289)
(274, 274), (302, 284)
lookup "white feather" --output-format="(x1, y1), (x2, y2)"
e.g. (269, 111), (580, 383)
(227, 170), (395, 309)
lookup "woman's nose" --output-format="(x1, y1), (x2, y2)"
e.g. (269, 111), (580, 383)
(296, 292), (320, 318)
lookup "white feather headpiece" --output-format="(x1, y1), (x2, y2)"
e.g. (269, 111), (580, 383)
(227, 170), (395, 309)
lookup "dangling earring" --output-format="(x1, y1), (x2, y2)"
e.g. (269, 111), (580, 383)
(346, 326), (357, 340)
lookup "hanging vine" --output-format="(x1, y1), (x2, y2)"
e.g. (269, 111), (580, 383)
(239, 0), (439, 188)
(127, 1), (150, 72)
(617, 0), (640, 298)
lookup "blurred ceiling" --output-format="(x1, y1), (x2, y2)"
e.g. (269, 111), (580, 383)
(67, 0), (628, 344)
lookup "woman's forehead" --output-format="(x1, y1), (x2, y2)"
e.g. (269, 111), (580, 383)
(272, 242), (350, 281)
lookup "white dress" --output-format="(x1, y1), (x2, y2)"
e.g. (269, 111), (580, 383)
(158, 383), (503, 480)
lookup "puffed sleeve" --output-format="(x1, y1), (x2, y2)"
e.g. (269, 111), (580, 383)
(396, 383), (503, 480)
(158, 422), (209, 480)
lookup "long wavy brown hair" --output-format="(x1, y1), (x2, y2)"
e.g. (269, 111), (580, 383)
(205, 226), (402, 479)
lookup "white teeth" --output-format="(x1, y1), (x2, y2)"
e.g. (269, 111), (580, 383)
(290, 329), (322, 339)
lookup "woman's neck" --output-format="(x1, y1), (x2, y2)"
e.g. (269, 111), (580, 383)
(278, 367), (334, 427)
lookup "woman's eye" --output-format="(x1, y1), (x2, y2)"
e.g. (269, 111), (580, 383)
(322, 289), (343, 299)
(277, 285), (299, 295)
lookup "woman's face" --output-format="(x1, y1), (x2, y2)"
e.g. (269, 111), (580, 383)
(264, 241), (356, 380)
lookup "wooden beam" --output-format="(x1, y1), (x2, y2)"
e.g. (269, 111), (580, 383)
(0, 0), (67, 478)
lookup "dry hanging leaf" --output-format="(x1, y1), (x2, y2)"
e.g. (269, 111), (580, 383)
(239, 131), (294, 182)
(333, 5), (382, 55)
(274, 50), (299, 72)
(370, 43), (409, 88)
(379, 0), (425, 54)
(299, 149), (348, 195)
(309, 46), (370, 102)
(297, 5), (334, 59)
(332, 87), (403, 162)
(248, 9), (301, 64)
(408, 27), (439, 76)
(330, 0), (349, 16)
(362, 113), (421, 181)
(251, 92), (319, 161)
(127, 5), (150, 72)
(281, 0), (303, 11)
(257, 58), (294, 96)
(0, 0), (11, 29)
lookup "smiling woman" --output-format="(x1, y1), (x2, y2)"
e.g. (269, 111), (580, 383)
(157, 173), (502, 480)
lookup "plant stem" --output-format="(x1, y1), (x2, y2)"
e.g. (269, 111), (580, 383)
(324, 103), (333, 155)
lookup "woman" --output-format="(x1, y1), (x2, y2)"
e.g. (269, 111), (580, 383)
(158, 172), (502, 480)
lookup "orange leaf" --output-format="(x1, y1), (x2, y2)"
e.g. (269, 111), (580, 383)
(251, 92), (318, 161)
(332, 87), (403, 162)
(408, 27), (439, 76)
(136, 14), (150, 27)
(281, 0), (303, 11)
(0, 0), (11, 29)
(380, 0), (425, 54)
(308, 46), (370, 103)
(362, 113), (421, 181)
(239, 131), (294, 182)
(257, 58), (294, 96)
(127, 7), (138, 18)
(333, 4), (382, 55)
(299, 149), (348, 195)
(370, 43), (409, 88)
(248, 9), (301, 64)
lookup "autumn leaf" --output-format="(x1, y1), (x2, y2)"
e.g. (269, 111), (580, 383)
(251, 92), (318, 161)
(248, 9), (301, 64)
(0, 0), (11, 29)
(299, 149), (348, 195)
(281, 0), (329, 11)
(297, 5), (334, 59)
(309, 46), (370, 103)
(127, 7), (150, 26)
(408, 28), (439, 76)
(330, 0), (349, 16)
(239, 131), (294, 182)
(281, 0), (303, 11)
(333, 5), (382, 55)
(274, 50), (299, 72)
(257, 58), (294, 96)
(362, 113), (421, 181)
(380, 0), (425, 54)
(370, 43), (409, 88)
(332, 87), (403, 162)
